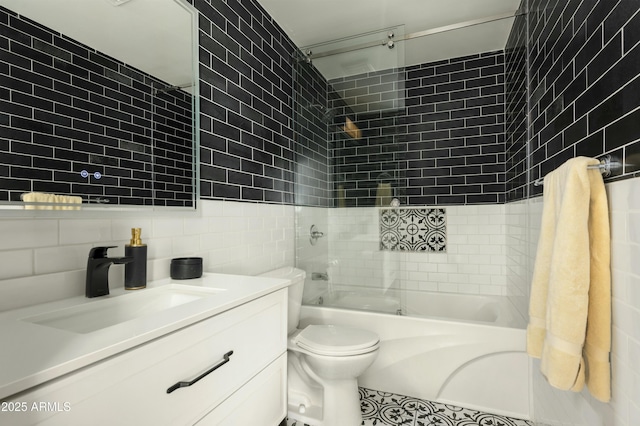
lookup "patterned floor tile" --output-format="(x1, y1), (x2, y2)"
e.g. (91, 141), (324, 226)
(286, 387), (533, 426)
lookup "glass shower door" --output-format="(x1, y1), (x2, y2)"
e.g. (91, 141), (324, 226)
(293, 27), (406, 313)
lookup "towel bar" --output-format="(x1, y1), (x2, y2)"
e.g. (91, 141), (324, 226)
(533, 155), (621, 186)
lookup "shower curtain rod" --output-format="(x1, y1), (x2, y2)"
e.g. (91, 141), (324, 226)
(303, 11), (525, 61)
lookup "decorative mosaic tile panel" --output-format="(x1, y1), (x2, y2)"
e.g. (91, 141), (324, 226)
(286, 387), (533, 426)
(379, 208), (446, 252)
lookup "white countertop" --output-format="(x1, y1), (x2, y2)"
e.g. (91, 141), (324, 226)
(0, 273), (290, 400)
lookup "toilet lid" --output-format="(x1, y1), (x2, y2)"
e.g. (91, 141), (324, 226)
(294, 325), (379, 356)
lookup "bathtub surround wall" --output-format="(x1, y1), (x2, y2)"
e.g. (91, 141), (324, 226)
(516, 180), (640, 426)
(292, 58), (331, 207)
(507, 0), (640, 425)
(525, 0), (640, 196)
(0, 7), (194, 206)
(505, 199), (533, 327)
(328, 204), (508, 297)
(503, 5), (530, 327)
(379, 207), (447, 252)
(504, 9), (528, 203)
(320, 52), (511, 303)
(329, 51), (507, 207)
(587, 180), (640, 426)
(293, 205), (329, 303)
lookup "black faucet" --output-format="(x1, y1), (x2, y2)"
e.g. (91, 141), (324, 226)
(86, 246), (133, 298)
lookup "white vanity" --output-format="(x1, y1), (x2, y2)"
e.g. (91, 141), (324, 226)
(0, 274), (290, 425)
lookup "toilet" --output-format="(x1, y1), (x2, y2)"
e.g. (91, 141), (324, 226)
(260, 267), (379, 426)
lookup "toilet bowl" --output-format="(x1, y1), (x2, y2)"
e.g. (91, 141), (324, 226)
(260, 267), (380, 426)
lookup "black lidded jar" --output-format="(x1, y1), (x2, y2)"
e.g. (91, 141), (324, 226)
(125, 228), (147, 290)
(170, 257), (203, 280)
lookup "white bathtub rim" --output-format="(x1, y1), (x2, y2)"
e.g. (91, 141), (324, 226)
(304, 288), (528, 329)
(301, 304), (526, 332)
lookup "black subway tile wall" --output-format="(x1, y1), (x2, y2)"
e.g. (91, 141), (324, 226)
(195, 0), (299, 205)
(7, 0), (637, 209)
(505, 9), (528, 202)
(194, 0), (640, 207)
(293, 59), (331, 207)
(0, 7), (194, 206)
(525, 0), (640, 198)
(329, 51), (506, 207)
(329, 68), (407, 208)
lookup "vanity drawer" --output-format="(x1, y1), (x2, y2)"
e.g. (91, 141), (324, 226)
(196, 353), (287, 426)
(1, 289), (287, 426)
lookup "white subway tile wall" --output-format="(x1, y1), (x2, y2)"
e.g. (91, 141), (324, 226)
(202, 201), (294, 276)
(294, 206), (330, 302)
(0, 200), (294, 312)
(0, 177), (637, 426)
(326, 204), (507, 296)
(0, 220), (59, 250)
(526, 178), (640, 426)
(506, 199), (532, 320)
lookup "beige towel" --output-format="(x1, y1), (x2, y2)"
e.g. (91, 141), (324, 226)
(22, 192), (82, 210)
(337, 184), (346, 208)
(342, 117), (361, 139)
(526, 157), (611, 402)
(375, 183), (392, 207)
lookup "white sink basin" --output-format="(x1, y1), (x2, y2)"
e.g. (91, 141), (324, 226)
(22, 284), (225, 334)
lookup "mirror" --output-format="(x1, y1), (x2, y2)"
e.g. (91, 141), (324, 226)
(0, 0), (198, 209)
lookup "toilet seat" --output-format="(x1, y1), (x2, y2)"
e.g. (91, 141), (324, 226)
(294, 325), (379, 356)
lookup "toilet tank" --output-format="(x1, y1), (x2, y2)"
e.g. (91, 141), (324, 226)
(259, 267), (306, 334)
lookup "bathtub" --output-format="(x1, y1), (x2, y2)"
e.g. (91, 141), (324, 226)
(299, 291), (530, 419)
(308, 289), (527, 328)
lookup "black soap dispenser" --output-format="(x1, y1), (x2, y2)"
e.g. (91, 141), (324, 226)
(125, 228), (147, 290)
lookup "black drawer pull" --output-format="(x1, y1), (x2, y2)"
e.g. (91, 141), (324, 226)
(166, 350), (234, 394)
